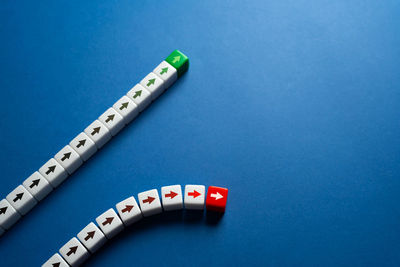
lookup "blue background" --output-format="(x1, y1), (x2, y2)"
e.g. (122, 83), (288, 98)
(1, 0), (400, 266)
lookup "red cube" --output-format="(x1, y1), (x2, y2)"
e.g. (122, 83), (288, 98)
(206, 186), (228, 213)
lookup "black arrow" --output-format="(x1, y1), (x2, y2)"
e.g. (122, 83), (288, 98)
(13, 193), (23, 202)
(52, 263), (60, 267)
(119, 102), (129, 110)
(61, 152), (71, 161)
(66, 246), (78, 256)
(105, 114), (115, 123)
(46, 165), (56, 175)
(77, 139), (86, 148)
(0, 206), (7, 214)
(84, 231), (95, 241)
(91, 127), (100, 135)
(30, 179), (40, 188)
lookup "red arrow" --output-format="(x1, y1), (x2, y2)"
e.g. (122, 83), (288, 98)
(84, 231), (95, 241)
(165, 191), (178, 199)
(188, 190), (201, 198)
(102, 217), (114, 226)
(142, 196), (155, 204)
(121, 205), (134, 213)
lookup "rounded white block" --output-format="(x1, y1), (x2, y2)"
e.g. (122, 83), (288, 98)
(138, 189), (162, 217)
(54, 145), (83, 175)
(153, 61), (177, 89)
(6, 185), (37, 215)
(116, 196), (142, 226)
(127, 84), (152, 112)
(140, 72), (165, 100)
(70, 132), (97, 161)
(96, 208), (124, 239)
(161, 185), (183, 211)
(184, 185), (205, 210)
(0, 199), (21, 230)
(113, 95), (139, 124)
(77, 222), (107, 253)
(23, 171), (53, 201)
(59, 237), (90, 267)
(39, 158), (68, 188)
(84, 120), (111, 149)
(99, 107), (125, 136)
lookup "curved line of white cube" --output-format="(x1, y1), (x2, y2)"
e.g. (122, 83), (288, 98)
(43, 184), (222, 267)
(0, 59), (179, 235)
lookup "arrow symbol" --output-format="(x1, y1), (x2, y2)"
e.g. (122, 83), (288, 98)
(165, 191), (178, 199)
(46, 165), (56, 175)
(211, 192), (223, 200)
(66, 246), (78, 256)
(76, 139), (86, 148)
(30, 179), (40, 188)
(52, 263), (60, 267)
(13, 193), (24, 202)
(84, 231), (95, 241)
(119, 102), (129, 110)
(121, 205), (134, 213)
(61, 152), (71, 161)
(160, 67), (168, 75)
(188, 190), (201, 198)
(172, 55), (181, 63)
(146, 78), (155, 87)
(102, 217), (114, 226)
(133, 90), (142, 98)
(0, 206), (7, 214)
(142, 196), (155, 204)
(91, 127), (101, 135)
(105, 114), (115, 123)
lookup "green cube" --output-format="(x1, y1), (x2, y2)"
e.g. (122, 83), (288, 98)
(165, 50), (189, 78)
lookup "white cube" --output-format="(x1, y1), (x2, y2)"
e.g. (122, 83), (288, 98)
(38, 158), (68, 188)
(161, 185), (183, 211)
(96, 208), (124, 239)
(113, 95), (139, 124)
(42, 253), (69, 267)
(140, 72), (165, 100)
(153, 61), (177, 89)
(54, 145), (83, 175)
(77, 222), (107, 253)
(116, 196), (142, 226)
(138, 189), (162, 217)
(0, 199), (21, 229)
(127, 84), (152, 112)
(22, 171), (52, 201)
(6, 185), (37, 215)
(69, 132), (97, 161)
(84, 120), (111, 149)
(99, 107), (125, 136)
(59, 237), (90, 267)
(184, 185), (205, 210)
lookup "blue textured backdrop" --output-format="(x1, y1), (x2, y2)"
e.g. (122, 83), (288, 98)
(1, 0), (400, 266)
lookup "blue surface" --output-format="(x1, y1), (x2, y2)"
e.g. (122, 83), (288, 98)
(1, 0), (400, 266)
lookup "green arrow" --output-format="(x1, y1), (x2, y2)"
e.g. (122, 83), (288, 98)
(160, 67), (168, 75)
(120, 102), (129, 110)
(147, 78), (155, 87)
(172, 56), (181, 63)
(133, 90), (142, 98)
